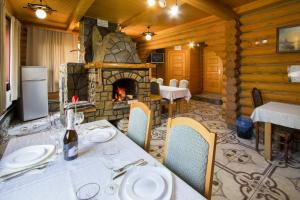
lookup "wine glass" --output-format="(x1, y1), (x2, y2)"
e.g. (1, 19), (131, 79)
(76, 183), (100, 200)
(103, 158), (119, 195)
(74, 112), (85, 125)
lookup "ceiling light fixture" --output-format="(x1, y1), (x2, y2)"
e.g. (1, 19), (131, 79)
(159, 0), (167, 8)
(142, 26), (156, 41)
(169, 0), (179, 17)
(24, 0), (56, 19)
(147, 0), (156, 7)
(189, 42), (195, 48)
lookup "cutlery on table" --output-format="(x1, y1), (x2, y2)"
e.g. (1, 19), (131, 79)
(113, 159), (144, 173)
(113, 161), (148, 180)
(0, 162), (50, 182)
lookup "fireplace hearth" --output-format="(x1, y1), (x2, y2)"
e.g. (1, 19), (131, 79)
(113, 78), (138, 102)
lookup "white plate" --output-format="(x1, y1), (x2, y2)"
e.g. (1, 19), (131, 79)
(86, 128), (117, 143)
(126, 172), (165, 200)
(2, 145), (55, 169)
(119, 166), (173, 200)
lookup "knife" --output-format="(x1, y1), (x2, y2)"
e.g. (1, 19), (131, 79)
(113, 159), (144, 173)
(112, 161), (148, 180)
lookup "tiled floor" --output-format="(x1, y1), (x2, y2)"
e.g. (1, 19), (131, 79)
(2, 100), (300, 199)
(149, 100), (300, 200)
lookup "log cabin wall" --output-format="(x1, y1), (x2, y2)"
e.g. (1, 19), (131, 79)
(238, 0), (300, 116)
(137, 16), (240, 125)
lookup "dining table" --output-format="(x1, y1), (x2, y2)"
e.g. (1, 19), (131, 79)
(160, 85), (192, 117)
(251, 102), (300, 160)
(0, 120), (205, 200)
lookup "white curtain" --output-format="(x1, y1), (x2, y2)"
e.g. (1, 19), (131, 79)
(0, 0), (6, 114)
(26, 27), (78, 92)
(10, 16), (21, 101)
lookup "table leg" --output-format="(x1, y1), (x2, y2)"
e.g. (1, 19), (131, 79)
(168, 102), (173, 118)
(264, 122), (272, 160)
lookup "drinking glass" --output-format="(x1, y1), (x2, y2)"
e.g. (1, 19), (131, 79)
(76, 183), (100, 200)
(74, 112), (85, 125)
(103, 157), (119, 195)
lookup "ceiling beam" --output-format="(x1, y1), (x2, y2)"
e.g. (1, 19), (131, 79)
(181, 0), (238, 20)
(67, 0), (95, 30)
(121, 0), (185, 28)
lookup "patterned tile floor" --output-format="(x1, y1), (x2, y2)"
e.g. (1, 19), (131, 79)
(2, 100), (300, 199)
(149, 100), (300, 200)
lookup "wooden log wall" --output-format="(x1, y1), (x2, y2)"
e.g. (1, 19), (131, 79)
(238, 0), (300, 116)
(137, 16), (239, 125)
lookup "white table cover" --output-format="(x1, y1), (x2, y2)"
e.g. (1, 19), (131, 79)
(160, 85), (192, 103)
(250, 102), (300, 129)
(0, 120), (205, 200)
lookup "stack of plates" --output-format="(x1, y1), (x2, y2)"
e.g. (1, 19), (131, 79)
(85, 128), (117, 143)
(119, 166), (173, 200)
(0, 145), (55, 178)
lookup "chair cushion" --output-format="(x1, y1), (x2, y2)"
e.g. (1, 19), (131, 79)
(165, 125), (209, 194)
(127, 107), (148, 148)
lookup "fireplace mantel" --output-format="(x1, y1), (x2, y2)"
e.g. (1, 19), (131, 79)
(85, 62), (156, 69)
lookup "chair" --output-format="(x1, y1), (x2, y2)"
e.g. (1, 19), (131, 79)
(127, 102), (152, 151)
(150, 81), (160, 96)
(251, 88), (293, 162)
(251, 88), (263, 151)
(163, 117), (216, 199)
(156, 78), (164, 85)
(150, 78), (157, 82)
(179, 80), (189, 88)
(169, 79), (178, 87)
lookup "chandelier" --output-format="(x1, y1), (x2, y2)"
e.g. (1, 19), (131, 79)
(142, 26), (156, 41)
(23, 0), (56, 19)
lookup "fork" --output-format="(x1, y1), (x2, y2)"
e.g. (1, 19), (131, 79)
(113, 159), (144, 173)
(0, 163), (50, 182)
(113, 161), (148, 180)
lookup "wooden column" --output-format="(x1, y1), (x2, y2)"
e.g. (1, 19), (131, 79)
(221, 20), (240, 126)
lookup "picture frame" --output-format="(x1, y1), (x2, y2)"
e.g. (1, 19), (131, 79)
(277, 24), (300, 53)
(288, 65), (300, 83)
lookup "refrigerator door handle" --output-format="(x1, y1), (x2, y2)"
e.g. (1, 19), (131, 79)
(22, 79), (46, 82)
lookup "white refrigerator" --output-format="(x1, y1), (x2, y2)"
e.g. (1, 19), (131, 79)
(21, 66), (49, 121)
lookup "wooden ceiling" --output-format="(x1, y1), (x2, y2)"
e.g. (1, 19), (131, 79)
(7, 0), (256, 34)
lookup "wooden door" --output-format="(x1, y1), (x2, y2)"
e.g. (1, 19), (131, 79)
(167, 51), (186, 83)
(203, 49), (223, 93)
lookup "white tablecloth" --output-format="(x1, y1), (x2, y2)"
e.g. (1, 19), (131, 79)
(0, 120), (205, 200)
(250, 102), (300, 129)
(160, 85), (192, 103)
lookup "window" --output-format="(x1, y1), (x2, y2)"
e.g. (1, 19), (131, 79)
(5, 16), (11, 91)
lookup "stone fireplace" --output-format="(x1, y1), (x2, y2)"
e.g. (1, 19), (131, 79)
(60, 17), (161, 127)
(85, 63), (155, 122)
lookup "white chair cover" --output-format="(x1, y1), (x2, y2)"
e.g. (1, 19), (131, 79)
(150, 78), (157, 82)
(157, 78), (164, 85)
(169, 79), (178, 87)
(179, 80), (189, 88)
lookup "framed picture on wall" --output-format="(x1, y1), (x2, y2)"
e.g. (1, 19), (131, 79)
(288, 65), (300, 83)
(277, 24), (300, 53)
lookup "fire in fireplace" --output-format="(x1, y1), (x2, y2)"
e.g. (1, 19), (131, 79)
(113, 78), (138, 101)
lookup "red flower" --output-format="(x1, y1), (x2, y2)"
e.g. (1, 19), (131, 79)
(72, 96), (79, 104)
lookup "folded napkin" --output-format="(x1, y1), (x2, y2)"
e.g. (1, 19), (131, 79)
(64, 101), (95, 110)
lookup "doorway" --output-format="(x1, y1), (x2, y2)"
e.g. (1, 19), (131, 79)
(203, 49), (223, 94)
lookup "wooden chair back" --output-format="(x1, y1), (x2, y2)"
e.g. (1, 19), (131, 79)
(163, 117), (216, 199)
(128, 101), (152, 151)
(251, 88), (263, 108)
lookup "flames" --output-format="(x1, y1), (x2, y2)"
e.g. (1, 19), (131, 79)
(115, 87), (126, 101)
